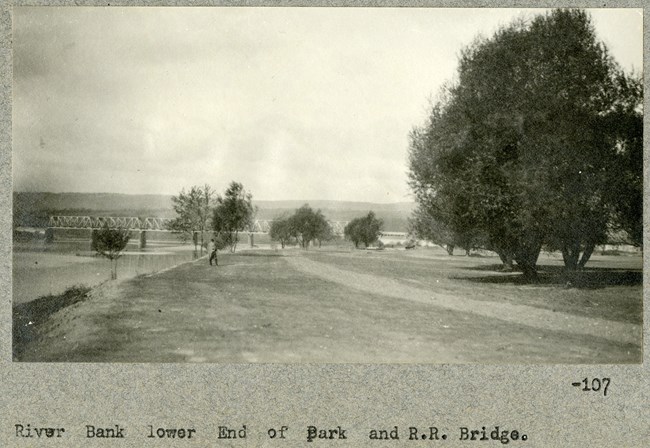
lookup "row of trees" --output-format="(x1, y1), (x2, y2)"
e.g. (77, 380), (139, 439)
(168, 182), (255, 253)
(168, 186), (389, 251)
(408, 10), (642, 279)
(268, 207), (386, 250)
(90, 200), (386, 278)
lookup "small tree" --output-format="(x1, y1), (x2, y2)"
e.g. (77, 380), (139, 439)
(315, 219), (335, 248)
(345, 212), (383, 248)
(269, 216), (294, 249)
(288, 204), (330, 249)
(361, 211), (383, 247)
(212, 182), (255, 253)
(344, 219), (361, 248)
(168, 184), (216, 255)
(93, 225), (130, 280)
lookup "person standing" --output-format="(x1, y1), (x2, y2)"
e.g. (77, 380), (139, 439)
(209, 238), (218, 266)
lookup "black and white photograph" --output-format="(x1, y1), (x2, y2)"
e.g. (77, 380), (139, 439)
(12, 6), (643, 364)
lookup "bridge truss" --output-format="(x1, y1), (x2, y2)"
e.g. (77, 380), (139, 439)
(49, 216), (172, 231)
(48, 216), (358, 236)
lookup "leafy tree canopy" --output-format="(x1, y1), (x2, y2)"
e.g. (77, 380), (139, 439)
(344, 211), (384, 248)
(92, 225), (131, 279)
(408, 9), (642, 279)
(212, 182), (256, 253)
(168, 184), (216, 253)
(269, 215), (294, 249)
(287, 204), (331, 249)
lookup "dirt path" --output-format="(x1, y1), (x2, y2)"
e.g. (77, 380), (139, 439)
(285, 256), (641, 345)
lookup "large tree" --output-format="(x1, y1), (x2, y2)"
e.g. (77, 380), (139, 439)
(212, 182), (255, 253)
(408, 9), (642, 280)
(168, 184), (216, 255)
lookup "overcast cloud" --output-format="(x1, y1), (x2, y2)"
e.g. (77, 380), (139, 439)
(13, 7), (643, 202)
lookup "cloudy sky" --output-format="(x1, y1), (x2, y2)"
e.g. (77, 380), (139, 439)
(13, 7), (642, 203)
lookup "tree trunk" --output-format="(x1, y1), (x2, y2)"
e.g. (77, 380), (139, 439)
(514, 242), (542, 283)
(518, 262), (538, 282)
(578, 242), (596, 269)
(45, 227), (55, 244)
(446, 244), (454, 255)
(465, 248), (470, 256)
(562, 242), (581, 271)
(497, 251), (514, 272)
(232, 231), (238, 253)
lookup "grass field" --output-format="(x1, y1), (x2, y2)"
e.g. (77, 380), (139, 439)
(14, 246), (642, 363)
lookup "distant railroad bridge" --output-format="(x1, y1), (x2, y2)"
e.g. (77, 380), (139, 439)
(48, 216), (350, 234)
(48, 216), (408, 248)
(47, 216), (408, 247)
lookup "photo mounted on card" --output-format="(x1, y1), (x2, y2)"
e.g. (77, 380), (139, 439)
(12, 6), (642, 363)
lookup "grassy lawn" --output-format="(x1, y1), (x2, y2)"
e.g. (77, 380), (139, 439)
(14, 247), (642, 363)
(305, 248), (642, 325)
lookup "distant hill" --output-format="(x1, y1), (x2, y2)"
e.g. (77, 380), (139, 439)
(14, 192), (175, 212)
(13, 192), (415, 231)
(254, 200), (415, 213)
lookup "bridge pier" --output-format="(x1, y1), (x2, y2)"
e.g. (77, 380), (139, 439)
(90, 229), (98, 251)
(248, 233), (254, 248)
(139, 230), (147, 249)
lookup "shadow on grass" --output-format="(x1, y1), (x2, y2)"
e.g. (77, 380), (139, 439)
(232, 251), (285, 258)
(456, 265), (642, 289)
(463, 264), (516, 271)
(13, 285), (91, 361)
